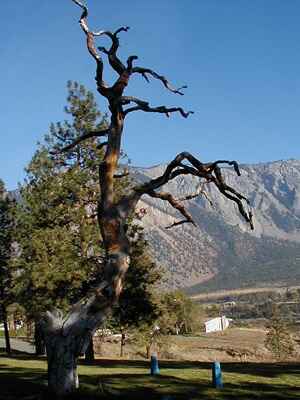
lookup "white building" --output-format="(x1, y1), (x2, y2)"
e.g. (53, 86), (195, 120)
(204, 316), (230, 333)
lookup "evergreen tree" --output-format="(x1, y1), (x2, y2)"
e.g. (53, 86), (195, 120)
(130, 290), (203, 358)
(0, 180), (14, 354)
(158, 290), (203, 335)
(265, 307), (295, 360)
(14, 82), (107, 354)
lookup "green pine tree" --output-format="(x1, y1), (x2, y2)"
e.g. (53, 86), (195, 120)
(265, 307), (295, 360)
(14, 82), (106, 316)
(0, 179), (15, 354)
(13, 82), (109, 356)
(158, 290), (203, 335)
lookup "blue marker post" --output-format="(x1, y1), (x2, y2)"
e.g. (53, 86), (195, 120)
(150, 352), (160, 375)
(212, 361), (223, 388)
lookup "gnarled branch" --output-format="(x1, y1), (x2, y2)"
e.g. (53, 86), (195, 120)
(178, 183), (214, 207)
(134, 152), (254, 230)
(127, 55), (138, 72)
(96, 27), (130, 75)
(121, 96), (194, 118)
(71, 0), (108, 93)
(51, 129), (109, 154)
(132, 66), (187, 95)
(147, 189), (196, 229)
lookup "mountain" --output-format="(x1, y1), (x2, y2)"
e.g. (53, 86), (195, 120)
(131, 159), (300, 293)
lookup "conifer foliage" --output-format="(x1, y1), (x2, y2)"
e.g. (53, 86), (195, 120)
(14, 82), (107, 315)
(264, 308), (295, 360)
(0, 180), (14, 354)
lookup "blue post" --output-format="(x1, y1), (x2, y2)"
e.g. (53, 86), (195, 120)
(212, 361), (223, 388)
(150, 352), (160, 375)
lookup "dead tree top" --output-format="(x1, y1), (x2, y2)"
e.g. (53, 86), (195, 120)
(65, 0), (253, 230)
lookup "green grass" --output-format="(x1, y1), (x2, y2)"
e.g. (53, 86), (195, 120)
(0, 352), (300, 399)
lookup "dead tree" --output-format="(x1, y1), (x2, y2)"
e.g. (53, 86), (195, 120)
(41, 1), (254, 396)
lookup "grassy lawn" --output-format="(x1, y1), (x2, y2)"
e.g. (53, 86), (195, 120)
(0, 352), (300, 399)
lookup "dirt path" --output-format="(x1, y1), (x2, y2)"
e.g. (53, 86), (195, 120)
(191, 285), (300, 301)
(0, 337), (35, 354)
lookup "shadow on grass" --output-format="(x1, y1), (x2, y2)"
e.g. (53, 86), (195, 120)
(79, 358), (300, 378)
(0, 349), (44, 361)
(3, 351), (300, 376)
(1, 354), (300, 399)
(221, 361), (300, 378)
(61, 372), (300, 400)
(0, 368), (46, 400)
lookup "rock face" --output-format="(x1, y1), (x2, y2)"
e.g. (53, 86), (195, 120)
(131, 159), (300, 292)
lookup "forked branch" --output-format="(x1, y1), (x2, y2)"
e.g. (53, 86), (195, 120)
(147, 189), (196, 229)
(73, 4), (130, 79)
(71, 0), (108, 92)
(134, 152), (254, 230)
(121, 97), (194, 118)
(71, 0), (192, 109)
(97, 27), (130, 75)
(178, 183), (214, 207)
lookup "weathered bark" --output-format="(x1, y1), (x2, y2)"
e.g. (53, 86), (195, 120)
(42, 248), (130, 397)
(34, 320), (46, 356)
(146, 344), (151, 359)
(1, 303), (11, 355)
(45, 333), (79, 396)
(26, 320), (33, 339)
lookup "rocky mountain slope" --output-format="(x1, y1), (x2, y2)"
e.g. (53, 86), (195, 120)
(131, 159), (300, 292)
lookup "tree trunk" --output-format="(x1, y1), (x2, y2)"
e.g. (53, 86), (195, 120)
(45, 333), (79, 397)
(1, 303), (11, 355)
(85, 337), (95, 362)
(43, 229), (130, 396)
(120, 331), (126, 357)
(146, 344), (151, 359)
(26, 320), (33, 339)
(34, 320), (46, 356)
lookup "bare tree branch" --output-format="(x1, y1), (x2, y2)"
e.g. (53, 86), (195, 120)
(211, 173), (254, 230)
(147, 189), (196, 228)
(134, 152), (254, 229)
(71, 0), (109, 94)
(51, 129), (109, 154)
(132, 66), (187, 95)
(95, 27), (130, 75)
(165, 220), (192, 229)
(178, 183), (214, 207)
(127, 55), (138, 72)
(71, 1), (86, 13)
(121, 97), (194, 118)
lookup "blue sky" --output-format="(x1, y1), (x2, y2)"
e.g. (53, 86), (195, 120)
(1, 0), (300, 190)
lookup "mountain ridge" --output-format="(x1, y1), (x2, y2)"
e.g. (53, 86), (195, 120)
(132, 158), (300, 292)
